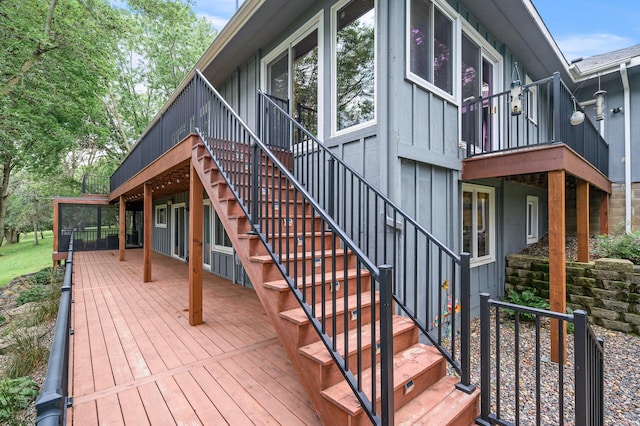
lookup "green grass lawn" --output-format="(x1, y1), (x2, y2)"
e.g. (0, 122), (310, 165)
(0, 231), (54, 287)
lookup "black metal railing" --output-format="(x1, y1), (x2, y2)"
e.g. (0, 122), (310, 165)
(194, 70), (394, 423)
(464, 72), (609, 175)
(36, 234), (74, 426)
(59, 228), (119, 251)
(478, 293), (604, 426)
(257, 91), (474, 393)
(110, 78), (197, 191)
(81, 174), (110, 194)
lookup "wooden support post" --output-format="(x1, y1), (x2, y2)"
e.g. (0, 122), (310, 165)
(600, 191), (609, 235)
(189, 162), (203, 325)
(548, 170), (567, 364)
(576, 180), (590, 263)
(119, 195), (126, 261)
(143, 183), (152, 283)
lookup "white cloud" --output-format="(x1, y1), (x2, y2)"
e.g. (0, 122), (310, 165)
(197, 12), (230, 32)
(556, 33), (635, 60)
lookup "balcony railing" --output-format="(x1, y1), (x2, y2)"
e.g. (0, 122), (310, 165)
(81, 174), (110, 195)
(464, 72), (609, 175)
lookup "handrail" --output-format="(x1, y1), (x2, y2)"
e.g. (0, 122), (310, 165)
(193, 70), (391, 423)
(36, 233), (74, 426)
(464, 72), (609, 175)
(257, 90), (473, 392)
(479, 294), (605, 426)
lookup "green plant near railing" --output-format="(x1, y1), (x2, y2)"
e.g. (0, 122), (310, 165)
(504, 288), (550, 321)
(15, 285), (47, 307)
(0, 376), (39, 425)
(593, 231), (640, 264)
(4, 329), (50, 379)
(27, 267), (62, 286)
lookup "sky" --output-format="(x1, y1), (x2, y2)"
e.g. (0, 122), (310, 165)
(192, 0), (640, 62)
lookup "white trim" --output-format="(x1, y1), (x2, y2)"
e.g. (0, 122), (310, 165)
(331, 0), (377, 136)
(203, 199), (212, 271)
(154, 204), (167, 228)
(405, 0), (460, 104)
(525, 75), (538, 125)
(526, 195), (539, 244)
(213, 209), (234, 255)
(171, 203), (187, 260)
(462, 183), (496, 267)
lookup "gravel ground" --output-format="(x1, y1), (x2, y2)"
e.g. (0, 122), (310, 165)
(465, 313), (640, 425)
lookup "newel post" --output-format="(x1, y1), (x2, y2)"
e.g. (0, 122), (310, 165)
(456, 253), (475, 394)
(379, 265), (394, 425)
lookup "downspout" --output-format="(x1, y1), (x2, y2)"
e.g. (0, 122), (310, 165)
(620, 63), (632, 233)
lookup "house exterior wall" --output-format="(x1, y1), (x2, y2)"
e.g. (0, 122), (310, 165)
(579, 66), (640, 232)
(151, 192), (237, 282)
(210, 0), (567, 302)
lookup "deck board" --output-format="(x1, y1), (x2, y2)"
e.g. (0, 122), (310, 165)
(68, 249), (320, 425)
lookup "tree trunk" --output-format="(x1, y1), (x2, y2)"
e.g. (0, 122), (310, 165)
(33, 220), (39, 245)
(0, 156), (13, 248)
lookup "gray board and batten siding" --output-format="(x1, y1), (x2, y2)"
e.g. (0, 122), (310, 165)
(210, 0), (560, 308)
(150, 192), (242, 285)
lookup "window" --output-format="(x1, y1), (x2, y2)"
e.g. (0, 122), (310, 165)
(462, 184), (495, 265)
(526, 195), (539, 244)
(407, 0), (454, 97)
(263, 13), (321, 143)
(155, 204), (167, 228)
(526, 75), (538, 124)
(409, 0), (452, 91)
(333, 0), (375, 133)
(213, 211), (233, 253)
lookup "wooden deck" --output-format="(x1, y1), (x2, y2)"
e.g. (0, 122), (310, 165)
(68, 249), (321, 425)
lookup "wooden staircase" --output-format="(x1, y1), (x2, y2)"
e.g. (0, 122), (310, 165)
(191, 139), (480, 425)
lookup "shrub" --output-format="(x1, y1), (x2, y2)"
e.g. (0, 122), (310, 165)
(504, 288), (550, 321)
(0, 377), (39, 425)
(27, 267), (63, 287)
(15, 285), (47, 307)
(593, 232), (640, 264)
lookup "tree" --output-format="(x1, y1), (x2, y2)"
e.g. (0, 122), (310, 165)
(0, 0), (119, 247)
(103, 0), (217, 162)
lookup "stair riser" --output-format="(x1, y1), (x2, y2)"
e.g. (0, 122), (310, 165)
(248, 233), (334, 257)
(309, 325), (418, 390)
(258, 252), (359, 282)
(339, 358), (447, 425)
(273, 274), (373, 312)
(290, 302), (380, 348)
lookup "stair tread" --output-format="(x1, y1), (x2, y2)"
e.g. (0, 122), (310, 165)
(395, 376), (480, 426)
(299, 315), (415, 365)
(279, 290), (375, 325)
(251, 248), (348, 264)
(321, 343), (444, 415)
(238, 231), (326, 240)
(264, 268), (370, 292)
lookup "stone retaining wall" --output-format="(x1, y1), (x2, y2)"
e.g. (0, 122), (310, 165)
(506, 254), (640, 334)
